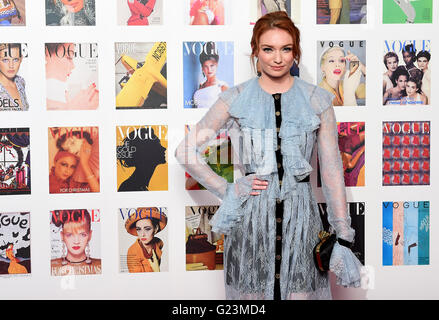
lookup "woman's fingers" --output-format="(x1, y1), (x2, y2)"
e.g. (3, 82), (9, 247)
(250, 178), (268, 196)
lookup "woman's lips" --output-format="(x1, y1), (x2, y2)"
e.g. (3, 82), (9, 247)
(271, 66), (284, 71)
(333, 69), (342, 75)
(72, 246), (81, 250)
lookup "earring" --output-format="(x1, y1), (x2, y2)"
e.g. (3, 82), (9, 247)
(61, 243), (68, 265)
(85, 243), (92, 264)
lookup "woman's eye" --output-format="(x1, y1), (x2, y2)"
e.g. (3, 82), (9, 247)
(283, 47), (292, 52)
(328, 59), (335, 63)
(262, 48), (272, 52)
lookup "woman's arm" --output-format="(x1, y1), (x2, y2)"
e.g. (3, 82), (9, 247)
(79, 140), (100, 192)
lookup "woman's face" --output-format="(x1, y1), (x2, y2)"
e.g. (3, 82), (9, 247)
(321, 48), (346, 82)
(45, 43), (75, 82)
(201, 59), (218, 80)
(54, 154), (78, 181)
(386, 56), (398, 72)
(61, 222), (91, 258)
(406, 81), (417, 96)
(257, 28), (295, 80)
(417, 57), (429, 71)
(402, 51), (414, 66)
(60, 0), (84, 13)
(396, 75), (408, 90)
(0, 47), (23, 80)
(135, 219), (156, 247)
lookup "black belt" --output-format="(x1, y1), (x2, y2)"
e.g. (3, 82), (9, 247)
(244, 172), (310, 183)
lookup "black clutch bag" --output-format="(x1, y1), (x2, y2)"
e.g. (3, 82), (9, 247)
(313, 231), (353, 273)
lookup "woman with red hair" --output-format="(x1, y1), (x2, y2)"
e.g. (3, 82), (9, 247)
(176, 11), (362, 300)
(127, 0), (156, 25)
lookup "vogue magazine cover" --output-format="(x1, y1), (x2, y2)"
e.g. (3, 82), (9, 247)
(0, 212), (31, 276)
(118, 207), (168, 273)
(383, 201), (429, 266)
(317, 40), (366, 106)
(116, 125), (168, 192)
(382, 121), (430, 186)
(383, 40), (431, 105)
(0, 0), (25, 26)
(0, 43), (29, 111)
(115, 42), (167, 109)
(45, 42), (99, 110)
(117, 0), (163, 25)
(183, 41), (233, 109)
(250, 0), (301, 24)
(48, 126), (100, 194)
(188, 0), (227, 25)
(0, 128), (30, 195)
(383, 0), (432, 24)
(50, 209), (101, 276)
(185, 205), (223, 271)
(317, 0), (367, 24)
(46, 0), (96, 26)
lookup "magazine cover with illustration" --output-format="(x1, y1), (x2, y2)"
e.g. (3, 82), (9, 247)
(115, 42), (167, 109)
(45, 42), (99, 110)
(0, 0), (25, 26)
(0, 128), (30, 195)
(117, 0), (163, 25)
(318, 122), (365, 187)
(48, 126), (100, 194)
(188, 0), (229, 25)
(185, 205), (223, 271)
(116, 125), (168, 192)
(184, 124), (233, 190)
(46, 0), (95, 26)
(250, 0), (301, 24)
(383, 0), (432, 24)
(0, 43), (29, 111)
(317, 40), (366, 107)
(317, 0), (367, 24)
(50, 209), (101, 276)
(383, 201), (429, 266)
(383, 40), (431, 105)
(318, 202), (364, 264)
(0, 212), (30, 276)
(118, 207), (168, 273)
(183, 41), (233, 109)
(383, 121), (430, 186)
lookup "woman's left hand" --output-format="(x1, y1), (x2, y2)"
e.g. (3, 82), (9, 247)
(79, 140), (92, 167)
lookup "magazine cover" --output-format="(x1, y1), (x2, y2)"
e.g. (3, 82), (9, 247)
(117, 0), (163, 25)
(185, 205), (223, 271)
(0, 128), (30, 195)
(45, 42), (99, 110)
(48, 126), (100, 194)
(118, 207), (168, 273)
(0, 212), (30, 276)
(115, 42), (167, 109)
(116, 125), (168, 192)
(383, 121), (430, 186)
(318, 202), (364, 264)
(250, 0), (301, 24)
(318, 122), (365, 187)
(183, 41), (234, 109)
(184, 124), (233, 190)
(317, 40), (366, 106)
(0, 0), (25, 26)
(383, 201), (429, 266)
(46, 0), (95, 26)
(0, 43), (29, 111)
(316, 0), (367, 24)
(188, 0), (227, 25)
(383, 0), (432, 24)
(50, 209), (101, 276)
(383, 40), (431, 105)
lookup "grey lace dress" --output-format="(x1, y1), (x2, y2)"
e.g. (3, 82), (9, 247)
(175, 76), (362, 300)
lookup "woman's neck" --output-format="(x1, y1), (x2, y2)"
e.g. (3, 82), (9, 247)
(258, 74), (294, 94)
(324, 76), (340, 91)
(0, 72), (15, 87)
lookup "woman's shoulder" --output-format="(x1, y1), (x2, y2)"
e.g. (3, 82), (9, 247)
(295, 77), (335, 114)
(217, 78), (255, 106)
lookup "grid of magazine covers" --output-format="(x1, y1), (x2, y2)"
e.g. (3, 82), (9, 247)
(0, 0), (437, 299)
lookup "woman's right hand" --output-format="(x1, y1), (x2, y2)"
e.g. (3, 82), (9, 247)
(250, 178), (269, 196)
(68, 83), (99, 109)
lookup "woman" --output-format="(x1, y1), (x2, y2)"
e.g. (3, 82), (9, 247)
(49, 130), (100, 193)
(125, 207), (167, 273)
(193, 42), (228, 109)
(0, 0), (22, 25)
(127, 0), (156, 25)
(338, 122), (365, 186)
(46, 0), (96, 26)
(383, 51), (399, 94)
(51, 209), (101, 276)
(260, 0), (287, 15)
(45, 43), (98, 110)
(0, 43), (28, 111)
(383, 65), (408, 105)
(175, 11), (361, 300)
(416, 50), (431, 104)
(400, 77), (427, 105)
(319, 45), (366, 106)
(190, 0), (223, 25)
